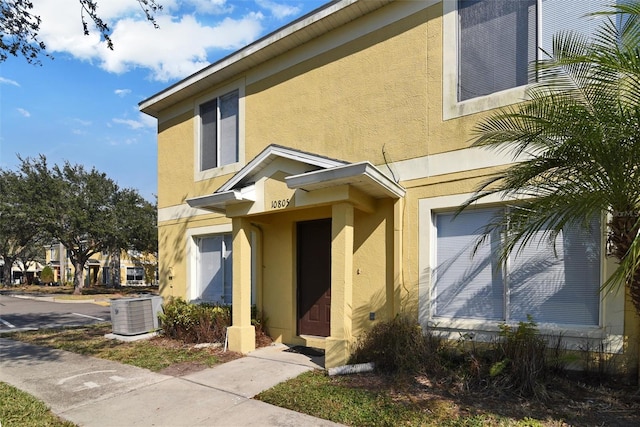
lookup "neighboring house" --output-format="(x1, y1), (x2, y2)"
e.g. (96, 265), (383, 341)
(140, 0), (639, 372)
(44, 243), (157, 287)
(0, 257), (43, 285)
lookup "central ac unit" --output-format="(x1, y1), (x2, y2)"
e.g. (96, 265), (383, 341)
(110, 296), (163, 336)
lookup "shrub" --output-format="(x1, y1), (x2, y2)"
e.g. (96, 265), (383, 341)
(349, 315), (443, 374)
(252, 308), (272, 347)
(349, 314), (565, 400)
(490, 316), (549, 399)
(40, 266), (55, 284)
(158, 297), (231, 344)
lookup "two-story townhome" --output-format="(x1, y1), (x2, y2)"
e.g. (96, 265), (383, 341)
(140, 0), (639, 373)
(44, 243), (157, 287)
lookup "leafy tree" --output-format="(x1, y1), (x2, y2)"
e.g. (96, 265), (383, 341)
(106, 189), (157, 287)
(461, 3), (640, 315)
(0, 159), (51, 286)
(0, 0), (162, 64)
(13, 156), (157, 294)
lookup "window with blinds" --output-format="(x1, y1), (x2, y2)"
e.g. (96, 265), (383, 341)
(458, 0), (536, 102)
(196, 234), (233, 304)
(457, 0), (617, 102)
(434, 209), (601, 326)
(200, 89), (239, 171)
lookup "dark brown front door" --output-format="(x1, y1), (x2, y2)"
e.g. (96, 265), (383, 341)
(297, 219), (331, 337)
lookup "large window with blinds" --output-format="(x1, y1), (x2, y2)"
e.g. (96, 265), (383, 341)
(457, 0), (614, 102)
(433, 208), (601, 326)
(200, 89), (239, 171)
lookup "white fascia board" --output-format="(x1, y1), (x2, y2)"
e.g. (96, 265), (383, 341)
(217, 145), (346, 192)
(186, 185), (255, 212)
(286, 161), (405, 198)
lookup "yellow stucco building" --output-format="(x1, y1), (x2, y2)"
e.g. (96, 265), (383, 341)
(44, 243), (157, 287)
(140, 0), (639, 373)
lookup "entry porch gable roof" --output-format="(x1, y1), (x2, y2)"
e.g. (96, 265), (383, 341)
(286, 161), (405, 199)
(186, 144), (405, 213)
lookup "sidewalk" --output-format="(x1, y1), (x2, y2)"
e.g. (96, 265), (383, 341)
(0, 338), (342, 426)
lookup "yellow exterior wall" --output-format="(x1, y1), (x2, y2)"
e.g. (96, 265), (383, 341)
(151, 1), (638, 374)
(43, 245), (157, 287)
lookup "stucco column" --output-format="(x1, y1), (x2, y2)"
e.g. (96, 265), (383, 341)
(228, 217), (255, 354)
(326, 203), (354, 368)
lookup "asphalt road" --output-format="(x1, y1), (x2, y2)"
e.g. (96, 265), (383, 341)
(0, 294), (111, 332)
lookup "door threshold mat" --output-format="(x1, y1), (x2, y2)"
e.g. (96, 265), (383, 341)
(284, 345), (325, 357)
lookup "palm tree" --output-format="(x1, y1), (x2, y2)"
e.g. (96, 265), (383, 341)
(461, 2), (640, 316)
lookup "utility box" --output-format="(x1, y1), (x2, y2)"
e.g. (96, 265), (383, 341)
(110, 295), (163, 336)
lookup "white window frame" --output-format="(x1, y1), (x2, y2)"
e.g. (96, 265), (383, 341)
(194, 79), (245, 182)
(418, 193), (625, 352)
(442, 0), (613, 120)
(186, 224), (233, 303)
(126, 266), (145, 283)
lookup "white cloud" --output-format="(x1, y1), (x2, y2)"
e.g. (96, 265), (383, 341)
(183, 0), (234, 15)
(256, 0), (300, 19)
(113, 113), (156, 130)
(101, 13), (264, 81)
(74, 118), (92, 126)
(17, 108), (31, 117)
(31, 0), (266, 81)
(69, 118), (91, 135)
(113, 118), (145, 130)
(0, 77), (20, 87)
(107, 136), (140, 146)
(115, 89), (132, 97)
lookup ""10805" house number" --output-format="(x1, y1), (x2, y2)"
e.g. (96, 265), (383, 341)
(270, 199), (291, 209)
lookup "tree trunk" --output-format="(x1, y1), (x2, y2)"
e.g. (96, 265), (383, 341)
(608, 211), (640, 385)
(73, 261), (85, 295)
(2, 261), (11, 286)
(110, 248), (121, 288)
(608, 211), (640, 312)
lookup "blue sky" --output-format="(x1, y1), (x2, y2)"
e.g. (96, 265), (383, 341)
(0, 0), (327, 201)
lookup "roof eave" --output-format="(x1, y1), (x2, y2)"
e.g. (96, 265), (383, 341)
(285, 161), (405, 199)
(186, 188), (255, 213)
(139, 0), (394, 117)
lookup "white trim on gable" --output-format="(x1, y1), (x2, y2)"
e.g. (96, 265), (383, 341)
(286, 161), (405, 199)
(185, 144), (404, 213)
(217, 144), (347, 193)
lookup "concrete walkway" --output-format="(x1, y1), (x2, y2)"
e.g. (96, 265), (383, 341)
(0, 338), (341, 426)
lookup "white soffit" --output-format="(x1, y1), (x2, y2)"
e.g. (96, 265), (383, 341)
(286, 161), (405, 199)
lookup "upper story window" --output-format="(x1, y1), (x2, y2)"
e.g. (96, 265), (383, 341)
(444, 0), (612, 119)
(200, 89), (239, 171)
(458, 0), (536, 102)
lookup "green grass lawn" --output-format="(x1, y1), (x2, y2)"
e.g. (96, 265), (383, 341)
(0, 382), (75, 427)
(4, 324), (238, 372)
(256, 370), (639, 427)
(256, 371), (529, 427)
(4, 319), (638, 427)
